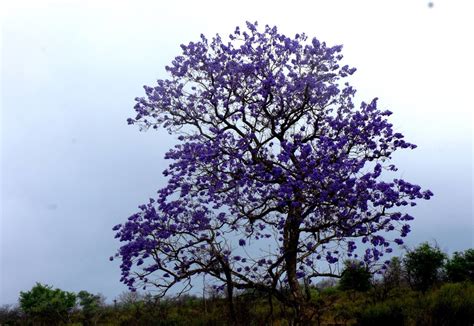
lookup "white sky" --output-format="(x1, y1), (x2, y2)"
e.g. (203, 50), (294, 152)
(1, 0), (473, 305)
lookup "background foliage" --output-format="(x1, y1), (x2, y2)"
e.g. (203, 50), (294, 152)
(2, 244), (472, 325)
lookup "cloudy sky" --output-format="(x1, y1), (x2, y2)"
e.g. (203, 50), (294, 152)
(1, 0), (473, 305)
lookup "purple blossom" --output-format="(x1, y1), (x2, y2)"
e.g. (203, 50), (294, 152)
(394, 238), (404, 245)
(112, 22), (432, 316)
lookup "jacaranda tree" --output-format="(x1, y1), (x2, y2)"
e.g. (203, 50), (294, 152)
(113, 22), (432, 323)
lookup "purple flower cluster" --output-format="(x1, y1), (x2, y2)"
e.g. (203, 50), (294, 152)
(113, 22), (432, 297)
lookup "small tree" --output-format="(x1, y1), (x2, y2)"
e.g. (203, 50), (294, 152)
(404, 243), (446, 292)
(446, 249), (474, 283)
(19, 283), (76, 324)
(116, 291), (146, 323)
(77, 291), (105, 325)
(339, 260), (372, 292)
(382, 257), (405, 291)
(113, 22), (433, 324)
(117, 291), (144, 307)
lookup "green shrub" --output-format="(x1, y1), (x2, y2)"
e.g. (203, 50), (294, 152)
(339, 260), (372, 292)
(404, 243), (447, 292)
(19, 283), (76, 324)
(446, 249), (474, 283)
(356, 300), (406, 326)
(428, 282), (474, 326)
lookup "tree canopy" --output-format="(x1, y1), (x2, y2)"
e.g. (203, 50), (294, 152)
(19, 283), (76, 324)
(113, 21), (432, 323)
(446, 249), (474, 283)
(339, 260), (372, 292)
(404, 242), (446, 292)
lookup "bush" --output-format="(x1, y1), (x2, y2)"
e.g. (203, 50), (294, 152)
(0, 304), (22, 325)
(339, 260), (372, 292)
(428, 282), (474, 326)
(356, 300), (406, 326)
(19, 283), (76, 324)
(404, 243), (447, 292)
(446, 249), (474, 283)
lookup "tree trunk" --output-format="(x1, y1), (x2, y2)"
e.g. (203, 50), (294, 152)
(223, 264), (237, 324)
(226, 283), (236, 324)
(283, 211), (313, 325)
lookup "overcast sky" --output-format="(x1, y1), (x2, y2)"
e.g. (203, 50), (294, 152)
(1, 0), (473, 305)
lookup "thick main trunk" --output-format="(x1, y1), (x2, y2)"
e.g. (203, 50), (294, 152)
(284, 221), (302, 302)
(283, 213), (313, 325)
(226, 283), (236, 324)
(223, 265), (237, 324)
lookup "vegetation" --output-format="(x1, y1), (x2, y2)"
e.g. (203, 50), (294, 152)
(18, 283), (76, 324)
(338, 260), (372, 292)
(446, 249), (474, 283)
(404, 243), (447, 292)
(113, 21), (433, 324)
(2, 243), (473, 325)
